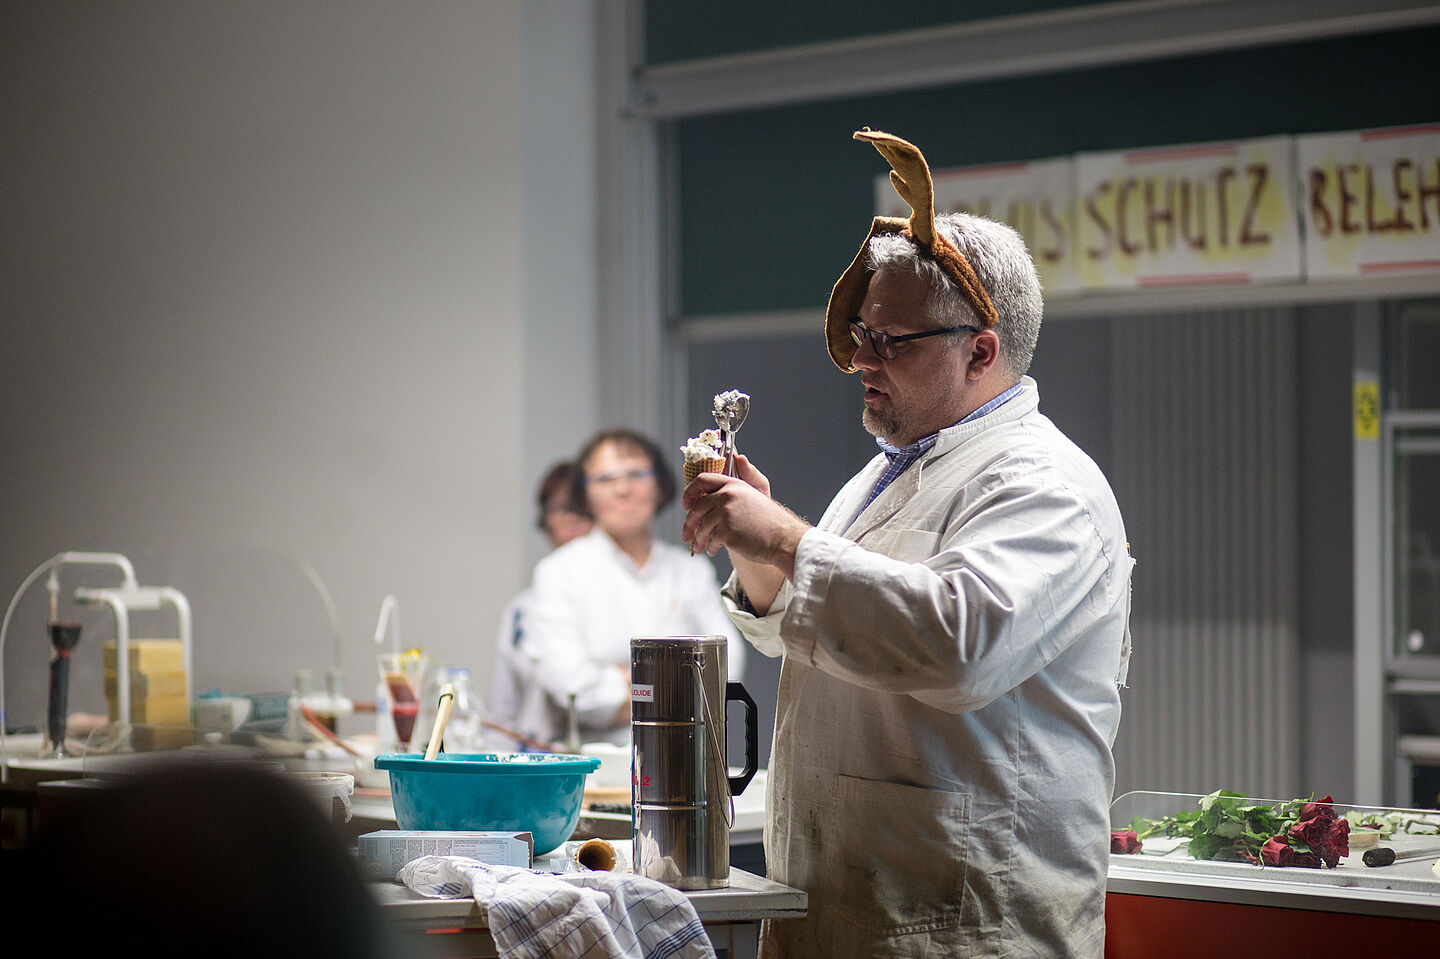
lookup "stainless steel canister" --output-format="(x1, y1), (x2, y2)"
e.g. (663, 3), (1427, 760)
(630, 635), (757, 889)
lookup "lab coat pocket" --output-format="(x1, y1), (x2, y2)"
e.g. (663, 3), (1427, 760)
(828, 775), (969, 939)
(856, 526), (941, 563)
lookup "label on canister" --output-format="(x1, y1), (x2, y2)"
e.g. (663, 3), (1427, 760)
(630, 636), (725, 723)
(631, 684), (654, 702)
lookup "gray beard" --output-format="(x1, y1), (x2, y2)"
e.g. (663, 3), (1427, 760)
(862, 406), (900, 444)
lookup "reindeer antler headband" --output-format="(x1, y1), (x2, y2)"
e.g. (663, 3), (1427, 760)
(825, 128), (999, 372)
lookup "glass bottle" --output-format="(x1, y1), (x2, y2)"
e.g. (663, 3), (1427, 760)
(418, 665), (484, 754)
(444, 668), (483, 754)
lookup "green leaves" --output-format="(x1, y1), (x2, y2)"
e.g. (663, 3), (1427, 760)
(1341, 809), (1438, 837)
(1130, 789), (1320, 863)
(1188, 830), (1229, 861)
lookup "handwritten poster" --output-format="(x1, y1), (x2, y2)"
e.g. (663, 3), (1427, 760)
(869, 126), (1439, 297)
(875, 156), (1079, 295)
(1073, 136), (1301, 290)
(1297, 124), (1440, 279)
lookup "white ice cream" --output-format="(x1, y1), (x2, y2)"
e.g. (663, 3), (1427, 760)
(681, 428), (725, 462)
(713, 389), (749, 411)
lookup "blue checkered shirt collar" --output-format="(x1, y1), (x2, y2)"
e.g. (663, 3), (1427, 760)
(863, 382), (1024, 508)
(865, 434), (938, 508)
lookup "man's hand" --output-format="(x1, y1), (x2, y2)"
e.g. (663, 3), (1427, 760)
(681, 454), (810, 604)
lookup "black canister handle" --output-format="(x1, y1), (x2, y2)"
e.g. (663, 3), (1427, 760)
(726, 680), (758, 795)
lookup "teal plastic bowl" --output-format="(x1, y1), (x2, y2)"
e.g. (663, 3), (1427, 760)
(374, 752), (600, 854)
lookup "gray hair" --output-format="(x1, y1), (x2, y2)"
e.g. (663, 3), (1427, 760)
(864, 212), (1043, 378)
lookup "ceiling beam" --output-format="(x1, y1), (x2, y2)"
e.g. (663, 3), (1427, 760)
(631, 0), (1440, 119)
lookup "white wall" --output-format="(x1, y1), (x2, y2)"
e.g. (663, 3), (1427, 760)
(0, 1), (603, 725)
(521, 5), (603, 569)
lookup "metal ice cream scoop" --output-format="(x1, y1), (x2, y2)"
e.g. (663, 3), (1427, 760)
(712, 391), (750, 477)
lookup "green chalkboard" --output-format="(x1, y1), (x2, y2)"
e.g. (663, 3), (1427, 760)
(674, 26), (1440, 318)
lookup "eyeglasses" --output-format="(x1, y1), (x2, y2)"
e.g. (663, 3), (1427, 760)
(849, 318), (981, 361)
(584, 468), (657, 488)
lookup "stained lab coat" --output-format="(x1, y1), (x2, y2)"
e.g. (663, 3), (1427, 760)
(724, 378), (1133, 958)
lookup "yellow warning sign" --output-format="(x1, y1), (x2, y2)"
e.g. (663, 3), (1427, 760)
(1354, 381), (1380, 440)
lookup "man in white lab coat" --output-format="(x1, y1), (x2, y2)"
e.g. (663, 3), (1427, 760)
(681, 130), (1134, 958)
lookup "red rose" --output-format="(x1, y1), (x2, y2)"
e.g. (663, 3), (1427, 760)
(1261, 837), (1320, 868)
(1316, 820), (1348, 867)
(1288, 797), (1349, 867)
(1110, 829), (1142, 854)
(1260, 837), (1291, 866)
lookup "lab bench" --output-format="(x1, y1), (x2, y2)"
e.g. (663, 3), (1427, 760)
(1, 733), (796, 959)
(1105, 855), (1440, 957)
(35, 734), (1440, 959)
(1104, 791), (1440, 958)
(370, 847), (804, 959)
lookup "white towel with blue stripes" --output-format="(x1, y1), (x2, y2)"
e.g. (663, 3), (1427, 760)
(399, 855), (716, 959)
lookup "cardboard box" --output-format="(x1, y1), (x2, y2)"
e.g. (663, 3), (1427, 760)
(104, 667), (188, 699)
(358, 830), (534, 879)
(107, 692), (190, 725)
(103, 639), (184, 671)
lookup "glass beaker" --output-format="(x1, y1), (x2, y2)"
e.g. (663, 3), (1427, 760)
(417, 666), (484, 755)
(377, 650), (427, 752)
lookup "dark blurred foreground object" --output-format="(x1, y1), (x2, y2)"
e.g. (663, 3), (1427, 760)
(6, 759), (394, 958)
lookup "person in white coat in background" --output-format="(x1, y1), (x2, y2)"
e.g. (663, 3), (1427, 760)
(522, 429), (744, 746)
(488, 461), (591, 750)
(681, 129), (1134, 958)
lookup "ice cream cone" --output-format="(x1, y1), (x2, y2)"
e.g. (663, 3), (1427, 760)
(684, 456), (727, 486)
(681, 430), (729, 555)
(683, 454), (727, 554)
